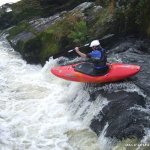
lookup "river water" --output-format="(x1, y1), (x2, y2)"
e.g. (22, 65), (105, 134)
(1, 35), (150, 150)
(0, 36), (105, 150)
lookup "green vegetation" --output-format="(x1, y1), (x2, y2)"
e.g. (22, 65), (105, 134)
(53, 12), (88, 45)
(95, 0), (110, 7)
(0, 0), (89, 30)
(15, 40), (25, 54)
(68, 20), (88, 44)
(11, 0), (41, 21)
(0, 0), (42, 30)
(88, 7), (114, 38)
(8, 12), (89, 64)
(114, 0), (150, 35)
(39, 31), (60, 63)
(95, 0), (150, 36)
(2, 0), (150, 64)
(7, 22), (30, 39)
(38, 12), (88, 63)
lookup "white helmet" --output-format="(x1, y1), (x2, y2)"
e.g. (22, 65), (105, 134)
(90, 40), (100, 47)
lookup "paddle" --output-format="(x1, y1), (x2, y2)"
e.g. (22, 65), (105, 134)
(51, 34), (114, 59)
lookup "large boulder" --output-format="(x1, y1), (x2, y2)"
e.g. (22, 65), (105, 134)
(0, 0), (95, 30)
(88, 36), (150, 140)
(6, 2), (102, 64)
(65, 36), (150, 141)
(90, 91), (148, 139)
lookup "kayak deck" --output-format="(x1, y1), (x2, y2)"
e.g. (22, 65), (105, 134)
(74, 63), (109, 76)
(51, 63), (140, 83)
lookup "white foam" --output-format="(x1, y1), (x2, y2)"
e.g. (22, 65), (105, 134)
(0, 37), (100, 149)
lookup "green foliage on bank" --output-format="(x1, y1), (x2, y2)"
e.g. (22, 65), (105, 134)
(68, 20), (88, 44)
(7, 22), (30, 39)
(95, 0), (150, 36)
(114, 0), (149, 36)
(39, 31), (60, 63)
(0, 0), (90, 30)
(95, 0), (110, 7)
(11, 0), (41, 21)
(9, 12), (89, 64)
(38, 12), (88, 63)
(4, 0), (150, 64)
(53, 12), (88, 45)
(89, 7), (114, 37)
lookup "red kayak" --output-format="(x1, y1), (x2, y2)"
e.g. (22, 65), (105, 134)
(51, 62), (140, 83)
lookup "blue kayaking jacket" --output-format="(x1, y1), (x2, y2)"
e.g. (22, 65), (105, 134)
(87, 48), (107, 69)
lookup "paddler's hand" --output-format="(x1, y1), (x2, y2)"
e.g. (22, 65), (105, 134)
(75, 47), (87, 58)
(75, 47), (80, 53)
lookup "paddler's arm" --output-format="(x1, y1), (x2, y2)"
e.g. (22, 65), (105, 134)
(75, 47), (87, 58)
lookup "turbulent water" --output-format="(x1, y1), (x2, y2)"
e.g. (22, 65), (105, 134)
(1, 35), (150, 150)
(0, 36), (102, 150)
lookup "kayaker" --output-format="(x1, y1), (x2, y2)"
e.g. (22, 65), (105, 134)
(75, 40), (108, 75)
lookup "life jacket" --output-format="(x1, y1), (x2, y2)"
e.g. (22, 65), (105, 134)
(87, 48), (107, 69)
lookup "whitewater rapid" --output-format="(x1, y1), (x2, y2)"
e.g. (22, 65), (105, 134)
(1, 35), (150, 150)
(0, 36), (102, 150)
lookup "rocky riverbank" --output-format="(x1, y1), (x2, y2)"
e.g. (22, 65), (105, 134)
(1, 0), (149, 65)
(59, 35), (150, 143)
(89, 36), (150, 141)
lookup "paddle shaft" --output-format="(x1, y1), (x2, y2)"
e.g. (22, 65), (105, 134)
(52, 34), (114, 59)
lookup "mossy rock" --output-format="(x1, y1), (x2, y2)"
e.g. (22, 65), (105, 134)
(5, 9), (89, 64)
(15, 37), (42, 64)
(87, 7), (115, 38)
(39, 31), (60, 63)
(7, 20), (38, 45)
(5, 0), (150, 65)
(7, 22), (31, 40)
(39, 12), (89, 62)
(0, 0), (92, 30)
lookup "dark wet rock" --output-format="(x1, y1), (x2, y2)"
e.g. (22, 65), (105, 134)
(28, 2), (94, 33)
(71, 2), (94, 13)
(6, 2), (97, 64)
(107, 37), (150, 96)
(87, 36), (150, 140)
(106, 110), (150, 139)
(10, 31), (35, 45)
(8, 12), (64, 47)
(40, 0), (95, 17)
(29, 13), (64, 32)
(0, 12), (17, 30)
(90, 91), (148, 140)
(0, 0), (94, 30)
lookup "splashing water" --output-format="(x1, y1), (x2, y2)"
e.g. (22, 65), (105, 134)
(1, 35), (149, 150)
(0, 36), (102, 150)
